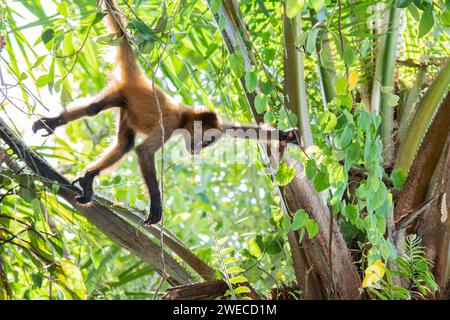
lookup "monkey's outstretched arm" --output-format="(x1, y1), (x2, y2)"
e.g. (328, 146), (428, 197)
(32, 91), (125, 136)
(136, 138), (163, 225)
(221, 123), (302, 146)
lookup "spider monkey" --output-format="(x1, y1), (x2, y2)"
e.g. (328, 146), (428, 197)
(32, 0), (300, 225)
(32, 0), (223, 225)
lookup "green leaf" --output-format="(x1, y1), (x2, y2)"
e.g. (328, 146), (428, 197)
(58, 1), (69, 18)
(306, 28), (319, 54)
(286, 0), (305, 18)
(291, 209), (308, 231)
(255, 94), (268, 114)
(229, 52), (245, 77)
(343, 47), (355, 65)
(281, 215), (292, 234)
(227, 266), (244, 274)
(384, 93), (400, 107)
(36, 74), (50, 87)
(418, 5), (434, 38)
(311, 0), (325, 12)
(313, 171), (329, 192)
(334, 77), (347, 95)
(264, 111), (276, 123)
(324, 112), (337, 132)
(340, 126), (353, 148)
(95, 33), (115, 45)
(391, 168), (407, 189)
(234, 286), (251, 294)
(305, 219), (319, 238)
(368, 183), (388, 212)
(247, 238), (263, 258)
(244, 71), (258, 93)
(210, 0), (222, 14)
(344, 204), (358, 223)
(275, 162), (295, 186)
(31, 273), (43, 288)
(305, 159), (317, 180)
(223, 257), (238, 264)
(230, 276), (247, 284)
(41, 28), (54, 44)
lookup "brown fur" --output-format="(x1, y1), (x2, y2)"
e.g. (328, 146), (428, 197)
(32, 0), (221, 224)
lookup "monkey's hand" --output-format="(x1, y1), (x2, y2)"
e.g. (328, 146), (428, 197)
(72, 172), (96, 205)
(32, 117), (64, 137)
(144, 199), (162, 225)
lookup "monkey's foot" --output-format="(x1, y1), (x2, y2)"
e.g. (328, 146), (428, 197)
(144, 202), (162, 225)
(72, 172), (96, 204)
(32, 117), (64, 137)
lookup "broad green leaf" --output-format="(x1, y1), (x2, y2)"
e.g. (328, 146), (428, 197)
(58, 1), (69, 17)
(343, 47), (355, 65)
(305, 159), (317, 180)
(313, 171), (329, 192)
(419, 5), (434, 38)
(334, 77), (347, 95)
(247, 238), (263, 258)
(368, 183), (388, 212)
(264, 111), (276, 123)
(210, 0), (222, 14)
(286, 0), (305, 18)
(255, 94), (268, 114)
(340, 126), (353, 148)
(344, 204), (358, 223)
(384, 93), (400, 107)
(290, 209), (308, 231)
(281, 215), (291, 234)
(244, 71), (258, 93)
(227, 266), (244, 274)
(41, 28), (54, 44)
(306, 28), (319, 54)
(95, 33), (115, 45)
(391, 168), (407, 189)
(324, 112), (337, 132)
(223, 257), (238, 264)
(229, 52), (245, 77)
(230, 276), (247, 284)
(305, 219), (319, 238)
(275, 162), (295, 186)
(234, 286), (251, 294)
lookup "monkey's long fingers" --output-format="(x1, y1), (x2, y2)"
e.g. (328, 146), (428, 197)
(32, 118), (55, 136)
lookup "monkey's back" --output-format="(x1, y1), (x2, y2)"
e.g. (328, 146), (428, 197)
(120, 75), (183, 138)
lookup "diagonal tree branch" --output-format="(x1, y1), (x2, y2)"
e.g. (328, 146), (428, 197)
(0, 116), (217, 286)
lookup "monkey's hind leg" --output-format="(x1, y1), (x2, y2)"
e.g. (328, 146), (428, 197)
(32, 91), (125, 136)
(73, 113), (135, 204)
(136, 139), (162, 225)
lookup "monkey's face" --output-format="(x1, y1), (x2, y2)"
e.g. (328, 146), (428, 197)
(183, 110), (223, 155)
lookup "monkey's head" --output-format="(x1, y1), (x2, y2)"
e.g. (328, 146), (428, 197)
(181, 108), (223, 155)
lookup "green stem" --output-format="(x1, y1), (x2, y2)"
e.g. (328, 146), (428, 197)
(379, 3), (400, 164)
(283, 14), (313, 146)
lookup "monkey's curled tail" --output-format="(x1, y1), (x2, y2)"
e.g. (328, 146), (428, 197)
(103, 0), (140, 80)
